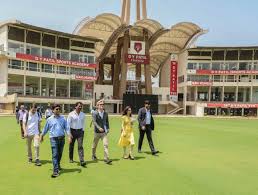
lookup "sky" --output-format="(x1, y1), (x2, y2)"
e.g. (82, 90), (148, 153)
(0, 0), (258, 46)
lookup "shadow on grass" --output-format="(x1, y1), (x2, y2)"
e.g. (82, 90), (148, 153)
(60, 168), (82, 175)
(40, 160), (52, 165)
(143, 151), (162, 155)
(134, 156), (146, 160)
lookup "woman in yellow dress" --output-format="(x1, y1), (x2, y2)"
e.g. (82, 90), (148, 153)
(118, 106), (135, 160)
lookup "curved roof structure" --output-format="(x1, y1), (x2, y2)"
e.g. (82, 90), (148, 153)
(74, 13), (207, 77)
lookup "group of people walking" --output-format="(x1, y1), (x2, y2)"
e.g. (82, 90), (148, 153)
(16, 100), (159, 178)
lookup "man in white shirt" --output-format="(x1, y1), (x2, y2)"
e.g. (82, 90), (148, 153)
(23, 104), (41, 166)
(67, 102), (86, 167)
(45, 106), (52, 119)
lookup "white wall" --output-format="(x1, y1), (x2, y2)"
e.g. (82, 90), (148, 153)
(94, 84), (113, 100)
(0, 26), (7, 51)
(0, 58), (8, 96)
(152, 87), (170, 101)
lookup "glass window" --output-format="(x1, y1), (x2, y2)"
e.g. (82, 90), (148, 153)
(187, 63), (194, 69)
(213, 75), (222, 82)
(199, 63), (210, 70)
(26, 45), (40, 56)
(253, 62), (258, 70)
(41, 64), (53, 73)
(228, 62), (238, 70)
(8, 42), (24, 53)
(88, 55), (95, 63)
(61, 51), (69, 60)
(57, 66), (67, 74)
(212, 63), (221, 70)
(26, 62), (38, 72)
(71, 53), (79, 61)
(42, 48), (51, 58)
(225, 75), (235, 82)
(239, 62), (248, 70)
(8, 60), (24, 70)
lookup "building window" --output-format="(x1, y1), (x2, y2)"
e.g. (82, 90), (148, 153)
(239, 62), (248, 70)
(8, 26), (25, 42)
(56, 66), (67, 74)
(211, 63), (221, 70)
(61, 51), (69, 60)
(199, 63), (210, 70)
(26, 62), (39, 72)
(42, 48), (52, 58)
(187, 63), (198, 70)
(8, 60), (24, 70)
(213, 75), (222, 82)
(8, 42), (24, 53)
(88, 55), (95, 63)
(41, 64), (53, 73)
(71, 53), (79, 62)
(26, 45), (40, 56)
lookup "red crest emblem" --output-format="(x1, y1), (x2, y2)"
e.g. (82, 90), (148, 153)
(134, 42), (142, 53)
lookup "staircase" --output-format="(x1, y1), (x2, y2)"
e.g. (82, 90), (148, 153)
(167, 100), (184, 115)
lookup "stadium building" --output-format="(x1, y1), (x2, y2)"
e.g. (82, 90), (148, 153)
(0, 20), (99, 113)
(1, 0), (258, 117)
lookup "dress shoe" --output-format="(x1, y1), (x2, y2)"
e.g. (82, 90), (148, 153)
(92, 155), (98, 161)
(80, 161), (87, 167)
(152, 151), (159, 155)
(104, 159), (112, 164)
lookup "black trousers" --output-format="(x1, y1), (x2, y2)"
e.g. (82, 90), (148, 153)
(138, 125), (155, 152)
(69, 129), (84, 162)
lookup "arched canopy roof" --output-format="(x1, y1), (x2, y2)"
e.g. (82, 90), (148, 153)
(74, 14), (206, 76)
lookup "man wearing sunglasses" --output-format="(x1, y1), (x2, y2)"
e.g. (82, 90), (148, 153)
(92, 100), (112, 164)
(137, 100), (159, 155)
(67, 102), (86, 167)
(40, 104), (72, 178)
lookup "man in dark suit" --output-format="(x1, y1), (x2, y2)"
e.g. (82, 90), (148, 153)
(91, 100), (112, 164)
(137, 100), (159, 155)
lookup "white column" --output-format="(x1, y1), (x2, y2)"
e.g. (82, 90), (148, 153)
(46, 80), (49, 96)
(142, 0), (147, 19)
(194, 86), (198, 101)
(54, 78), (56, 97)
(23, 75), (26, 96)
(243, 88), (247, 102)
(125, 0), (131, 25)
(39, 77), (42, 96)
(208, 86), (211, 102)
(221, 87), (224, 102)
(68, 79), (71, 98)
(250, 86), (253, 102)
(183, 86), (187, 115)
(81, 81), (85, 98)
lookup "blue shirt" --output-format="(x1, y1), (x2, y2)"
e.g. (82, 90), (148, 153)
(146, 109), (151, 125)
(42, 115), (70, 138)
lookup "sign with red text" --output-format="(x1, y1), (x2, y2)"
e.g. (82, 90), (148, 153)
(207, 103), (258, 108)
(125, 41), (150, 64)
(74, 75), (97, 81)
(191, 81), (213, 86)
(190, 70), (258, 75)
(170, 54), (178, 101)
(16, 53), (97, 69)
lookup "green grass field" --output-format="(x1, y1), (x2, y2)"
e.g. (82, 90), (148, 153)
(0, 116), (258, 195)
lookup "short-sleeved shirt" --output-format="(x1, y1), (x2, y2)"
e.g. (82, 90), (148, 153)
(23, 112), (40, 136)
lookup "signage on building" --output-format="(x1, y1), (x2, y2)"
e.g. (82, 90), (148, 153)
(16, 53), (97, 69)
(74, 75), (97, 81)
(193, 70), (258, 75)
(170, 54), (178, 102)
(125, 41), (150, 64)
(191, 81), (213, 86)
(207, 103), (258, 108)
